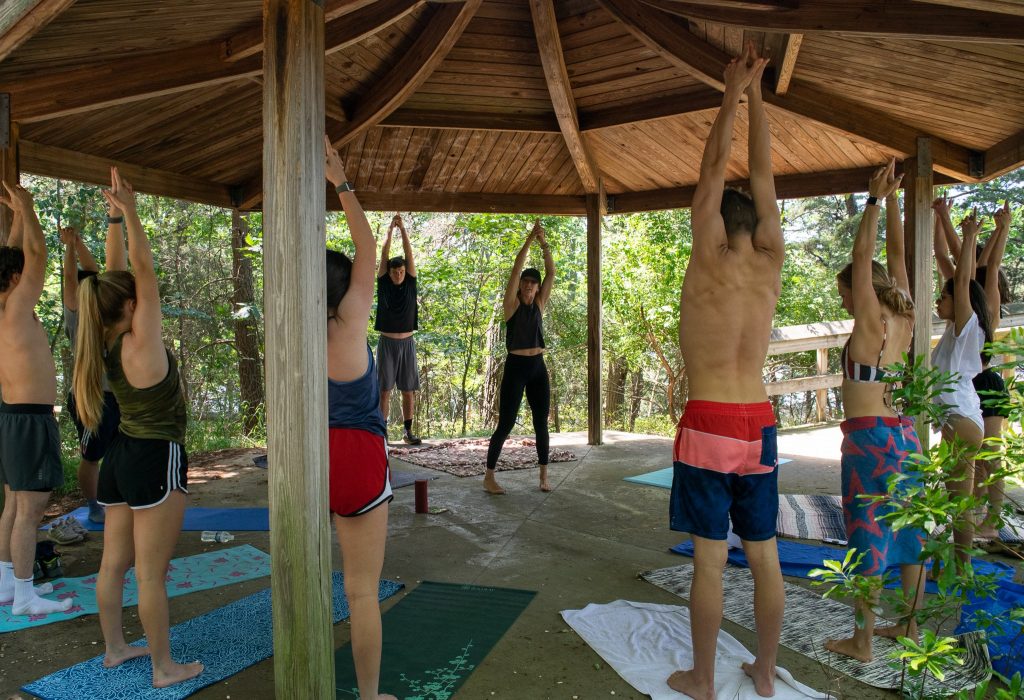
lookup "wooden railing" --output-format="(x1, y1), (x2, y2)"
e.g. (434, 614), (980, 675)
(765, 304), (1024, 422)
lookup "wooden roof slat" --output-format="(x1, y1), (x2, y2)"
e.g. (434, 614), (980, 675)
(0, 0), (74, 64)
(638, 0), (1024, 43)
(530, 0), (602, 193)
(597, 0), (978, 181)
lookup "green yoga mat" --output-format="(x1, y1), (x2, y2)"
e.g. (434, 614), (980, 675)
(335, 581), (536, 699)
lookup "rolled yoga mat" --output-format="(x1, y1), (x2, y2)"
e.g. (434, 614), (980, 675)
(24, 572), (404, 700)
(335, 581), (536, 699)
(0, 544), (271, 634)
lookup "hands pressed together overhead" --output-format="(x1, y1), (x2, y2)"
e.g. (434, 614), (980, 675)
(724, 40), (768, 98)
(868, 158), (903, 199)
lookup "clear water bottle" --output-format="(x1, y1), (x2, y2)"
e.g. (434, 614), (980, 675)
(200, 530), (235, 543)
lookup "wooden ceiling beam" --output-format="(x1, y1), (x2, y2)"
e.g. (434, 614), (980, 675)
(7, 0), (419, 123)
(639, 0), (1024, 42)
(381, 108), (561, 132)
(913, 0), (1024, 17)
(0, 0), (75, 64)
(19, 140), (235, 208)
(529, 0), (601, 192)
(327, 0), (483, 149)
(579, 88), (722, 130)
(610, 165), (961, 213)
(330, 190), (587, 215)
(984, 129), (1024, 179)
(597, 0), (977, 181)
(771, 33), (801, 95)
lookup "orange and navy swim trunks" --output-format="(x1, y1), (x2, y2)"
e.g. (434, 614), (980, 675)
(670, 400), (779, 542)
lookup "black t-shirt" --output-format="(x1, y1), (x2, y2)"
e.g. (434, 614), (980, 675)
(374, 274), (418, 333)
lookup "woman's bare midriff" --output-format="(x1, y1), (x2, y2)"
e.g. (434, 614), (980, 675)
(380, 331), (413, 340)
(509, 347), (544, 357)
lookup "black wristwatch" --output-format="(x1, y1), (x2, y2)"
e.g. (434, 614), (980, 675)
(866, 196), (879, 207)
(335, 181), (355, 194)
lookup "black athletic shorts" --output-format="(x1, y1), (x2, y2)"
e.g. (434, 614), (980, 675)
(66, 390), (121, 462)
(0, 404), (63, 492)
(97, 432), (189, 509)
(973, 368), (1010, 420)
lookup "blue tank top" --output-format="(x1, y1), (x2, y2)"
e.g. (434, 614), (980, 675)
(328, 345), (387, 437)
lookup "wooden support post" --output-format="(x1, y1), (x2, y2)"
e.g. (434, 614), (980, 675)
(815, 346), (828, 422)
(262, 2), (332, 698)
(903, 137), (934, 447)
(586, 189), (606, 446)
(0, 95), (18, 246)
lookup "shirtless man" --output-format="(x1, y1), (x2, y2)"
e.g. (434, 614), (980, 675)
(668, 43), (784, 700)
(0, 182), (73, 616)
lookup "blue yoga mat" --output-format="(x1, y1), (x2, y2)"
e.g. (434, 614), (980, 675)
(624, 460), (792, 489)
(671, 539), (1016, 594)
(1, 545), (270, 634)
(45, 506), (270, 532)
(957, 578), (1024, 679)
(24, 572), (404, 700)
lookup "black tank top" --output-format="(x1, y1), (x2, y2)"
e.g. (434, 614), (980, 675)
(374, 275), (418, 333)
(506, 300), (545, 352)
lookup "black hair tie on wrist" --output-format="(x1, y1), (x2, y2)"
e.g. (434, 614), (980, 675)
(866, 196), (879, 207)
(106, 216), (124, 225)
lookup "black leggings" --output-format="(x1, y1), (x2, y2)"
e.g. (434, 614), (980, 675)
(487, 353), (550, 469)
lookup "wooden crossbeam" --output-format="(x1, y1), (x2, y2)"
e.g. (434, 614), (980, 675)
(639, 0), (1024, 42)
(381, 108), (561, 132)
(609, 165), (959, 213)
(6, 0), (418, 123)
(529, 0), (601, 192)
(596, 0), (977, 181)
(329, 190), (588, 214)
(579, 88), (722, 130)
(0, 0), (75, 64)
(20, 140), (235, 208)
(771, 33), (801, 95)
(984, 129), (1024, 179)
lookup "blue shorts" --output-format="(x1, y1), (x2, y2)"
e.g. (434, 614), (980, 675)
(669, 401), (779, 542)
(841, 416), (925, 575)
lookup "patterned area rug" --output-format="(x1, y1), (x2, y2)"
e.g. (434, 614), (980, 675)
(641, 563), (990, 694)
(388, 437), (576, 477)
(778, 494), (1024, 544)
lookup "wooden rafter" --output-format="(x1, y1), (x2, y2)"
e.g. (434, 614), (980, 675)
(327, 0), (483, 148)
(332, 190), (588, 215)
(985, 129), (1024, 179)
(610, 165), (960, 213)
(529, 0), (601, 192)
(381, 109), (561, 132)
(597, 0), (977, 181)
(579, 88), (722, 130)
(6, 0), (419, 123)
(222, 0), (394, 61)
(0, 0), (75, 64)
(20, 140), (235, 207)
(771, 33), (801, 95)
(639, 0), (1024, 42)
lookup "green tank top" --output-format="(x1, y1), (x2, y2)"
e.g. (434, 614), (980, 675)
(105, 333), (187, 444)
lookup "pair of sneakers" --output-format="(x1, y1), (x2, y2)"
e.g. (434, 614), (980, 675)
(47, 516), (88, 545)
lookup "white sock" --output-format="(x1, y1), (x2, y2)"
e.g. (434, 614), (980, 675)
(0, 561), (13, 602)
(12, 576), (69, 616)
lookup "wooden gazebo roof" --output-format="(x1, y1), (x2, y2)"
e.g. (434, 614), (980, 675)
(2, 0), (1023, 215)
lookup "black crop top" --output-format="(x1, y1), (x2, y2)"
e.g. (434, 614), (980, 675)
(374, 274), (418, 333)
(506, 301), (545, 351)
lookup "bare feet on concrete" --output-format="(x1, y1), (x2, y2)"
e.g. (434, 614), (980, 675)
(742, 660), (777, 697)
(483, 472), (505, 495)
(152, 661), (204, 688)
(538, 465), (552, 492)
(103, 644), (151, 669)
(666, 669), (714, 700)
(824, 636), (873, 663)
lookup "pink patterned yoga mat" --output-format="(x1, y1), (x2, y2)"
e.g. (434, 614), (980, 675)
(389, 437), (575, 477)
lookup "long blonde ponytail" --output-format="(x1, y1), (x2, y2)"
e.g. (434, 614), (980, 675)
(73, 272), (135, 430)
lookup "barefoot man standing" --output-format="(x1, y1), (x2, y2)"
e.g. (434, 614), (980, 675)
(668, 43), (785, 700)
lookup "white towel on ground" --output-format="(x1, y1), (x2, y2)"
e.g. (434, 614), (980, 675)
(561, 600), (834, 700)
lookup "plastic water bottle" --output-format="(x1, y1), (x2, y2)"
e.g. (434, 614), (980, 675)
(200, 530), (235, 544)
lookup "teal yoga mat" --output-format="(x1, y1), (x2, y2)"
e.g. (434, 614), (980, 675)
(335, 581), (536, 699)
(625, 461), (792, 489)
(0, 544), (270, 633)
(44, 506), (270, 532)
(24, 572), (403, 700)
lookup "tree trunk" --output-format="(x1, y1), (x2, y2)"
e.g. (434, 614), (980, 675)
(628, 369), (643, 432)
(604, 356), (627, 429)
(232, 211), (265, 436)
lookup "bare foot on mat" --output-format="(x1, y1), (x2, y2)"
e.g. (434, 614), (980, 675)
(824, 636), (872, 663)
(875, 622), (916, 641)
(741, 660), (777, 697)
(666, 669), (714, 700)
(103, 644), (150, 668)
(152, 661), (204, 688)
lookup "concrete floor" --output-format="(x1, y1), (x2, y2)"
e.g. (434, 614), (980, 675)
(4, 427), (1021, 699)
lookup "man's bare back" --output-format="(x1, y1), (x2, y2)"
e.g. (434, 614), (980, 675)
(680, 236), (781, 403)
(0, 308), (57, 405)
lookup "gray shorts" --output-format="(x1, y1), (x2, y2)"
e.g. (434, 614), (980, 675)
(377, 335), (420, 392)
(0, 404), (63, 492)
